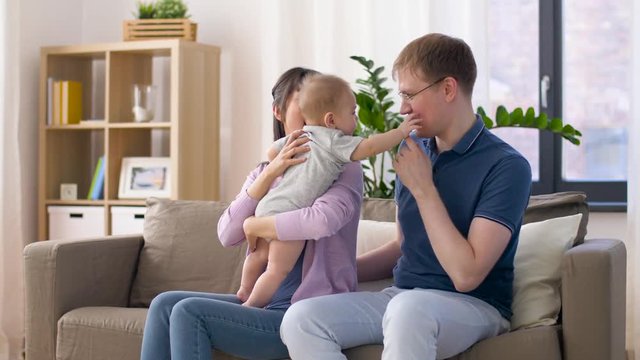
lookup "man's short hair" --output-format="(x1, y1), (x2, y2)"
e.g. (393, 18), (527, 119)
(393, 33), (477, 96)
(298, 74), (353, 124)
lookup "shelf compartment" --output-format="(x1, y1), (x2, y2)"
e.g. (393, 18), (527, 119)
(108, 51), (171, 123)
(45, 129), (105, 200)
(45, 53), (106, 123)
(107, 128), (170, 200)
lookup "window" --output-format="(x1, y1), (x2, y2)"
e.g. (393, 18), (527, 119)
(485, 0), (630, 208)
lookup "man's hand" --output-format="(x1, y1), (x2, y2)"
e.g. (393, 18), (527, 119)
(393, 136), (434, 199)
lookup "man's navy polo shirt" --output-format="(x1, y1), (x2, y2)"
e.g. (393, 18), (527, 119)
(394, 116), (532, 319)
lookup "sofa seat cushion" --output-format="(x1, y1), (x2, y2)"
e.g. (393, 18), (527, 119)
(450, 325), (563, 360)
(57, 307), (147, 360)
(342, 326), (562, 360)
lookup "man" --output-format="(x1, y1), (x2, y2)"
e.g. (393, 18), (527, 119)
(280, 33), (532, 360)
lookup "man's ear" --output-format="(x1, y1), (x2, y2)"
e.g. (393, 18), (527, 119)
(444, 77), (457, 103)
(273, 105), (283, 121)
(324, 112), (336, 128)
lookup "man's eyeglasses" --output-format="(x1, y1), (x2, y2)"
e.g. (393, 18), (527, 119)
(398, 77), (446, 102)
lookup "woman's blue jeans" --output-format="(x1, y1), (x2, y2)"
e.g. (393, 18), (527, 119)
(140, 291), (289, 360)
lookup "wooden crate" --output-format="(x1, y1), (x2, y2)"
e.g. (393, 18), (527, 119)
(123, 19), (197, 41)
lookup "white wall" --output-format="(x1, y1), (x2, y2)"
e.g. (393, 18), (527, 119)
(588, 212), (627, 242)
(18, 0), (85, 240)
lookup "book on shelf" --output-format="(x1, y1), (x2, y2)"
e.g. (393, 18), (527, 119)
(46, 77), (54, 125)
(87, 156), (105, 200)
(61, 81), (82, 125)
(52, 81), (61, 125)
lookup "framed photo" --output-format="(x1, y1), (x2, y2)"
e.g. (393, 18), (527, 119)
(118, 157), (171, 199)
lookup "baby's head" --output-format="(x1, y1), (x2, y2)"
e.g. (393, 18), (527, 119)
(298, 74), (358, 135)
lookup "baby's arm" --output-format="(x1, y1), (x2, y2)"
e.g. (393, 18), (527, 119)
(350, 118), (421, 161)
(267, 145), (279, 162)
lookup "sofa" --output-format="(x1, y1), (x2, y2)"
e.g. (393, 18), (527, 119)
(24, 191), (627, 360)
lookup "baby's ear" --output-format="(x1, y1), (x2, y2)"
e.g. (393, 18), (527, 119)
(324, 112), (336, 128)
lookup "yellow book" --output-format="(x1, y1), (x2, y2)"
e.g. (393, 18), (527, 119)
(61, 81), (82, 125)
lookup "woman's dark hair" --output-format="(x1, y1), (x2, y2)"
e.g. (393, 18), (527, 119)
(271, 67), (320, 141)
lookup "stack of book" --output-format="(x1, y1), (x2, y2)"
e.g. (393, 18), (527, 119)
(87, 156), (105, 200)
(47, 79), (82, 125)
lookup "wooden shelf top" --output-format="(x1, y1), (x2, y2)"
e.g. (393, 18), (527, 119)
(45, 122), (172, 130)
(41, 39), (220, 56)
(45, 199), (148, 207)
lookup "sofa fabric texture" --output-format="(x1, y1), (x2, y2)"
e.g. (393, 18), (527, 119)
(130, 198), (244, 307)
(24, 192), (625, 360)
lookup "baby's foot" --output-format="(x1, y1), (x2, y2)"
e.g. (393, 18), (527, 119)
(236, 286), (250, 303)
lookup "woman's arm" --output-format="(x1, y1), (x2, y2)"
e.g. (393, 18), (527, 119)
(217, 165), (265, 247)
(281, 162), (364, 240)
(218, 131), (311, 247)
(243, 162), (363, 242)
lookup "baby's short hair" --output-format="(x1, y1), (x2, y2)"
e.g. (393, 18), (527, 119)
(298, 74), (353, 124)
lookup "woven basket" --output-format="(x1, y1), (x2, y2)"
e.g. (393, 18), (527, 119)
(123, 19), (197, 41)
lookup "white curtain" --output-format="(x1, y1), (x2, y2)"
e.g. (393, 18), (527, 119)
(0, 0), (27, 358)
(256, 0), (489, 153)
(627, 1), (640, 359)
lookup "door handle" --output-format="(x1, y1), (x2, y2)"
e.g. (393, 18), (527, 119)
(540, 75), (551, 109)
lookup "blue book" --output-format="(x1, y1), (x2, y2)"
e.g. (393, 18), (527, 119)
(90, 157), (106, 200)
(87, 156), (103, 199)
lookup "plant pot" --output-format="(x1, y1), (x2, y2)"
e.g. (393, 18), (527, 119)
(123, 19), (197, 41)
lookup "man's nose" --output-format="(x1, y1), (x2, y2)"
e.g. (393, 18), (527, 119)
(399, 99), (411, 115)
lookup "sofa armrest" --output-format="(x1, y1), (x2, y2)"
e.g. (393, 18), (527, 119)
(561, 238), (626, 360)
(24, 235), (144, 360)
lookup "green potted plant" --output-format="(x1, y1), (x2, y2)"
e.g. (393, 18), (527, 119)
(154, 0), (191, 19)
(351, 55), (582, 200)
(133, 0), (156, 19)
(125, 0), (196, 41)
(477, 105), (581, 145)
(351, 56), (403, 199)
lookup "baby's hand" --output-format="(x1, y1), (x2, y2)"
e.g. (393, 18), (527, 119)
(398, 118), (422, 137)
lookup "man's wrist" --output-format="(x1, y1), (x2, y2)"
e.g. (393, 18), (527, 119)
(412, 182), (437, 202)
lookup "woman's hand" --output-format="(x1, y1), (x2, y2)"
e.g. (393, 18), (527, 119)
(263, 129), (311, 179)
(243, 216), (278, 250)
(246, 130), (311, 200)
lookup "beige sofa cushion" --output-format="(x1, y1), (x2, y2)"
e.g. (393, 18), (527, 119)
(57, 307), (147, 360)
(129, 198), (246, 307)
(523, 191), (588, 244)
(354, 213), (583, 331)
(511, 213), (582, 329)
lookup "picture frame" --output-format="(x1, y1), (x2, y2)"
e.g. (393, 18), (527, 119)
(118, 157), (171, 199)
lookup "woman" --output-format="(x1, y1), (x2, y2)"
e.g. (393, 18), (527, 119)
(140, 67), (364, 360)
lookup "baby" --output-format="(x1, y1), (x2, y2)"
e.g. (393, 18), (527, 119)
(239, 74), (420, 307)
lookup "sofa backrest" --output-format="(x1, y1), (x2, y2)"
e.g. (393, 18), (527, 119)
(361, 191), (589, 245)
(129, 192), (588, 306)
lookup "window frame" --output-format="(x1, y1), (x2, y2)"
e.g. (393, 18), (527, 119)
(537, 0), (627, 210)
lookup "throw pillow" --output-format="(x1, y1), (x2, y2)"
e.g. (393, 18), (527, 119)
(129, 198), (246, 307)
(356, 220), (396, 256)
(510, 213), (583, 330)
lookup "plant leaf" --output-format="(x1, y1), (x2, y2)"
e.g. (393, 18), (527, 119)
(550, 117), (563, 132)
(510, 107), (524, 126)
(496, 106), (511, 126)
(524, 107), (536, 126)
(536, 112), (548, 129)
